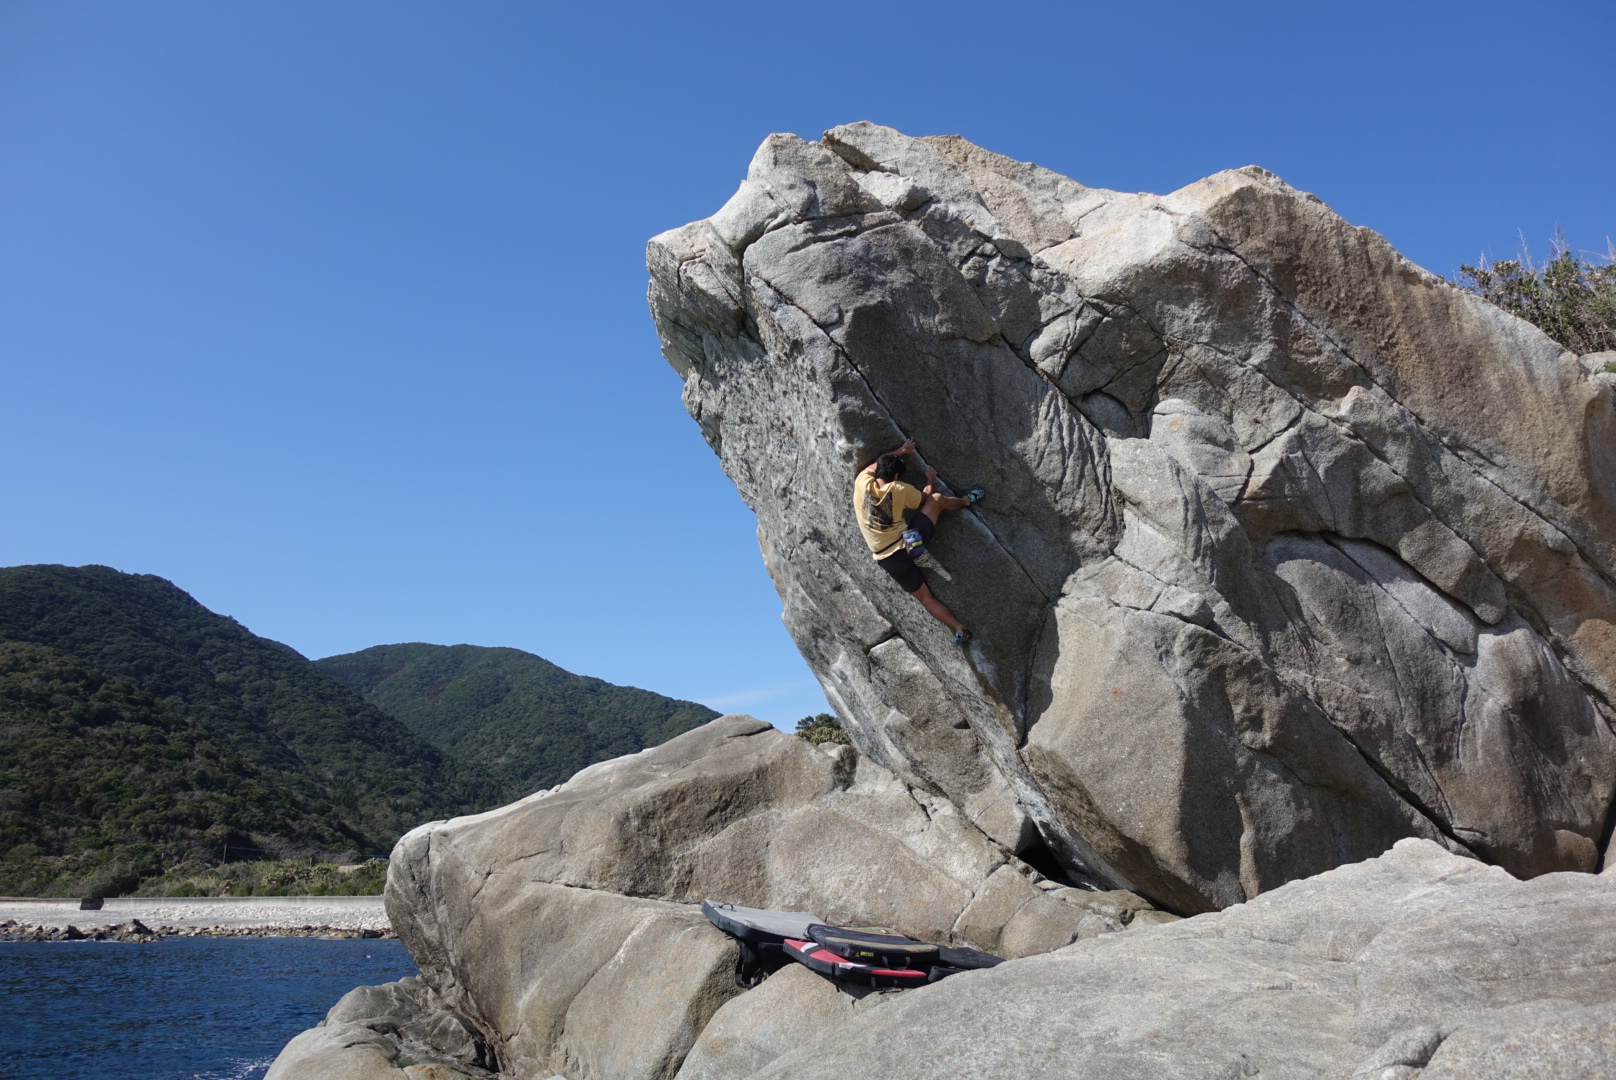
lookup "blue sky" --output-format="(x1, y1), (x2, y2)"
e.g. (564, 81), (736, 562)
(2, 1), (1612, 727)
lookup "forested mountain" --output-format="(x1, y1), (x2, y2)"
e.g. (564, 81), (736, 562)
(0, 564), (724, 896)
(315, 643), (720, 803)
(0, 565), (467, 895)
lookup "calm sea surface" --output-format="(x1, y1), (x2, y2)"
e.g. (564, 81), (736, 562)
(0, 936), (418, 1080)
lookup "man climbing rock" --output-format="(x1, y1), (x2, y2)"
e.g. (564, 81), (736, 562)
(853, 439), (983, 644)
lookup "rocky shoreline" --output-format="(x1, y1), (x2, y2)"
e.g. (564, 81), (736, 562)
(264, 124), (1616, 1077)
(0, 917), (394, 942)
(0, 895), (391, 942)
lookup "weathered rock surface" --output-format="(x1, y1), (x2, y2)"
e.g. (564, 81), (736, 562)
(266, 976), (494, 1080)
(725, 839), (1616, 1080)
(648, 122), (1616, 912)
(672, 962), (888, 1080)
(388, 714), (1134, 966)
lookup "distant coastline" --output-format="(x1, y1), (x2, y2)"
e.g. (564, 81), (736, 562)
(0, 895), (390, 939)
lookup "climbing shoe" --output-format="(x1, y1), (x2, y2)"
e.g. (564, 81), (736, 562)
(953, 628), (973, 646)
(966, 487), (986, 505)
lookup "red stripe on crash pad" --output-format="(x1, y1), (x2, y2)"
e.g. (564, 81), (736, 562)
(785, 939), (927, 979)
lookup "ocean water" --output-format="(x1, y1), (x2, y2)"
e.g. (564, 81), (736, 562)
(0, 936), (418, 1080)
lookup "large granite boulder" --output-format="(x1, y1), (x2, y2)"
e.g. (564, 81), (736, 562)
(647, 122), (1616, 912)
(715, 839), (1616, 1080)
(266, 716), (1164, 1080)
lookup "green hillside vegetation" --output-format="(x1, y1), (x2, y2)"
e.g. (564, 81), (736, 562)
(0, 640), (364, 897)
(130, 857), (389, 897)
(795, 713), (851, 746)
(316, 643), (720, 802)
(0, 565), (472, 895)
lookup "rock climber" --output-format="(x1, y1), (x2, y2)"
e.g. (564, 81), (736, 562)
(853, 439), (984, 645)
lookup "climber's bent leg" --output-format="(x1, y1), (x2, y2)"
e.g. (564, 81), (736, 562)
(918, 491), (968, 525)
(912, 583), (965, 634)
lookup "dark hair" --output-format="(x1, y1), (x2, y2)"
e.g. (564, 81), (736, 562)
(874, 453), (906, 482)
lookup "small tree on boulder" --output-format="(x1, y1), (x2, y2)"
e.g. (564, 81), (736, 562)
(795, 713), (851, 746)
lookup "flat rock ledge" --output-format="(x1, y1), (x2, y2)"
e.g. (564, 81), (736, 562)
(720, 839), (1616, 1080)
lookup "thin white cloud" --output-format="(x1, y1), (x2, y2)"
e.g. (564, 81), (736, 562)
(700, 681), (817, 710)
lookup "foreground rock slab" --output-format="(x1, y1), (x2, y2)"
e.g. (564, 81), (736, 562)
(381, 716), (1163, 1078)
(727, 840), (1616, 1080)
(648, 122), (1616, 910)
(267, 715), (1171, 1079)
(263, 732), (1616, 1078)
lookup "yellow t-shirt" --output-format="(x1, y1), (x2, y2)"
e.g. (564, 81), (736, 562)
(854, 470), (922, 559)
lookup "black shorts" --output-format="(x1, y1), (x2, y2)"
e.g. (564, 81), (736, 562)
(877, 509), (934, 594)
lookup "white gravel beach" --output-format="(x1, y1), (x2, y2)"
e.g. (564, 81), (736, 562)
(0, 895), (390, 936)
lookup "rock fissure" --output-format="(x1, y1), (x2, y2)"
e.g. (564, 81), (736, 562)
(779, 286), (1072, 609)
(1303, 701), (1470, 854)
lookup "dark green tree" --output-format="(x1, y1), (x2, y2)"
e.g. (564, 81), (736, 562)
(795, 712), (851, 746)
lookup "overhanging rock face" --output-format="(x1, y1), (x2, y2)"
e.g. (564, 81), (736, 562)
(648, 122), (1616, 913)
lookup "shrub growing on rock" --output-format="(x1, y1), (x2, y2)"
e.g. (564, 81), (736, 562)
(795, 713), (851, 746)
(1455, 232), (1616, 354)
